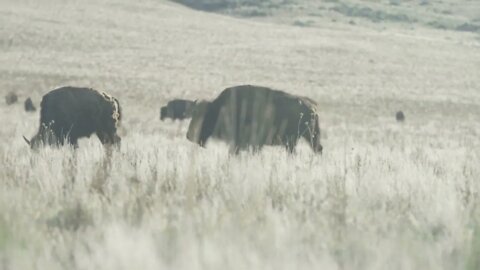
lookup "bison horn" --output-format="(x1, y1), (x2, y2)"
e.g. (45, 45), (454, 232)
(23, 136), (31, 145)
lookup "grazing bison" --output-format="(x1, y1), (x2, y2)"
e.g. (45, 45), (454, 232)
(396, 111), (405, 122)
(187, 85), (323, 154)
(160, 99), (194, 120)
(24, 97), (36, 112)
(23, 86), (121, 149)
(5, 92), (17, 105)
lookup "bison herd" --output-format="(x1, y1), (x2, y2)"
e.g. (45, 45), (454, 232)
(6, 84), (405, 154)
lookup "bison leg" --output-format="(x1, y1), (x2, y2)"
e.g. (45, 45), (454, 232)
(96, 132), (111, 145)
(229, 146), (241, 155)
(68, 137), (79, 149)
(229, 144), (250, 155)
(55, 129), (78, 148)
(285, 138), (298, 154)
(251, 145), (263, 154)
(54, 131), (67, 147)
(97, 132), (121, 147)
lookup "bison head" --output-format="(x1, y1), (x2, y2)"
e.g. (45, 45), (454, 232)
(23, 133), (55, 149)
(29, 134), (46, 149)
(160, 106), (168, 120)
(313, 139), (323, 154)
(303, 113), (323, 154)
(311, 123), (323, 154)
(23, 123), (58, 149)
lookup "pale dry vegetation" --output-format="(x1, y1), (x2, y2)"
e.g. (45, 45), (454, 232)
(1, 0), (480, 269)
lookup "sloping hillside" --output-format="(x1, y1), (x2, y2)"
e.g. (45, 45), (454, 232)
(172, 0), (480, 33)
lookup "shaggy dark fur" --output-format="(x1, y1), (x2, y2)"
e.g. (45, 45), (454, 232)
(160, 99), (194, 120)
(25, 86), (121, 149)
(187, 85), (322, 154)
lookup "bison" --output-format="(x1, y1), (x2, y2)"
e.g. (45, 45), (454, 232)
(5, 92), (17, 105)
(186, 85), (323, 154)
(160, 99), (194, 121)
(396, 111), (405, 122)
(23, 86), (122, 149)
(24, 97), (36, 112)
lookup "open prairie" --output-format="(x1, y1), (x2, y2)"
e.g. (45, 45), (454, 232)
(1, 0), (480, 269)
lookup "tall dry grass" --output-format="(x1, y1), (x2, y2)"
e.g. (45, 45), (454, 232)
(1, 126), (480, 269)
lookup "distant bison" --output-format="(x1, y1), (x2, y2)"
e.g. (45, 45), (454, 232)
(187, 85), (323, 154)
(23, 86), (121, 149)
(5, 92), (17, 105)
(396, 111), (405, 122)
(24, 97), (36, 112)
(160, 99), (194, 120)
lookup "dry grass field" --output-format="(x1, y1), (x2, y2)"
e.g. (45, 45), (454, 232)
(1, 0), (480, 269)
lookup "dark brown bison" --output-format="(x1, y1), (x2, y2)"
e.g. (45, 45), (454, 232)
(23, 86), (121, 149)
(160, 99), (194, 120)
(24, 97), (36, 112)
(396, 111), (405, 122)
(187, 85), (323, 154)
(5, 92), (17, 105)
